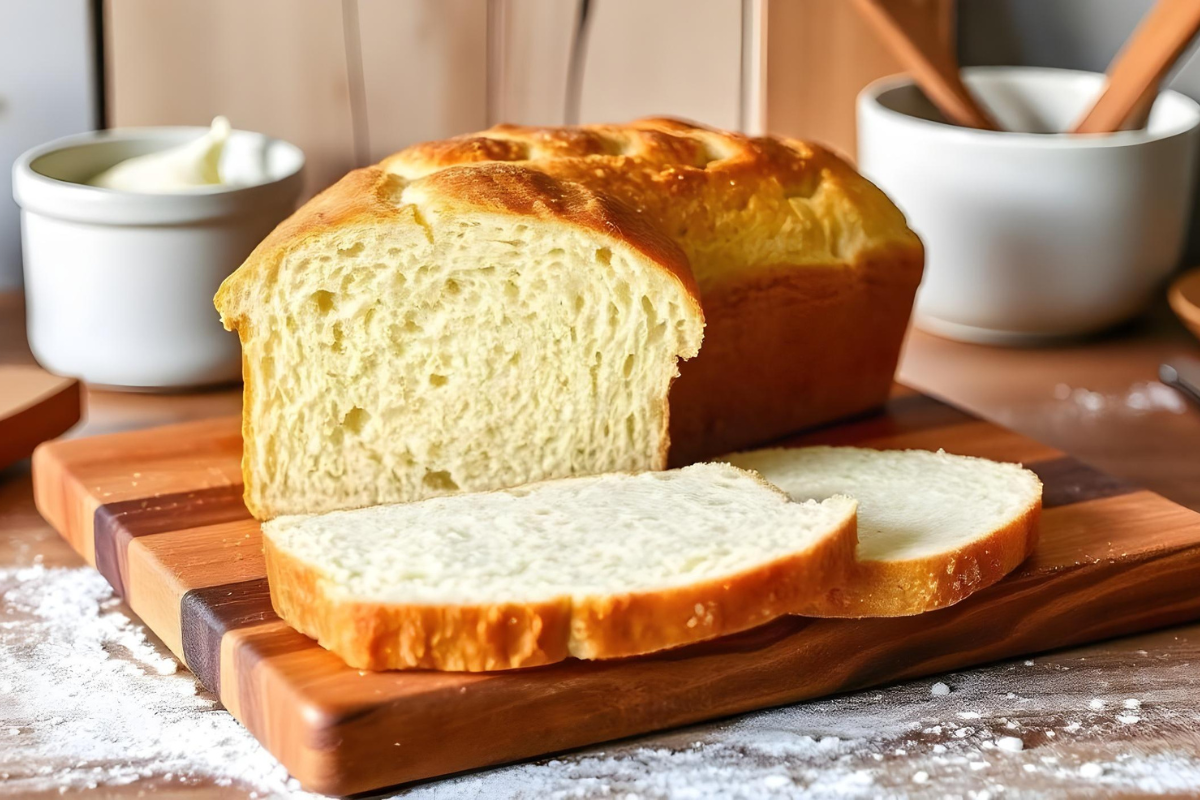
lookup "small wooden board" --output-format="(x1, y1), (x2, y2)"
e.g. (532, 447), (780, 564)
(31, 387), (1200, 795)
(0, 365), (80, 470)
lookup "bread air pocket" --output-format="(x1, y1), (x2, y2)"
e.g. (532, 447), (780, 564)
(216, 164), (704, 520)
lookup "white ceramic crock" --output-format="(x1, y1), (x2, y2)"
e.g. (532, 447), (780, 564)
(13, 127), (304, 389)
(858, 67), (1200, 344)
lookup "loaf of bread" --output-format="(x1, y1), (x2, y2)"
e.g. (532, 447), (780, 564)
(725, 446), (1042, 616)
(382, 119), (924, 464)
(262, 463), (858, 671)
(217, 118), (922, 518)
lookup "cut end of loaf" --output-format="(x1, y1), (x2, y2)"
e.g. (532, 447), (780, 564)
(262, 463), (858, 671)
(216, 165), (704, 520)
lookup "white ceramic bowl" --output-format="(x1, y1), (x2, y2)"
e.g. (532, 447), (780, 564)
(858, 67), (1200, 344)
(13, 127), (304, 389)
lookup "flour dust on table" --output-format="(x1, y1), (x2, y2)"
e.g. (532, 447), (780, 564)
(1050, 381), (1187, 418)
(4, 563), (1200, 798)
(0, 564), (310, 797)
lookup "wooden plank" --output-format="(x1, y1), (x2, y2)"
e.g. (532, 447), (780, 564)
(492, 0), (743, 128)
(104, 0), (359, 198)
(763, 0), (955, 159)
(125, 519), (263, 659)
(31, 389), (1200, 794)
(579, 0), (743, 128)
(357, 0), (489, 159)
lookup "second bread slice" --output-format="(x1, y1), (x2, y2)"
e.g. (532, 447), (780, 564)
(263, 463), (857, 671)
(725, 446), (1042, 617)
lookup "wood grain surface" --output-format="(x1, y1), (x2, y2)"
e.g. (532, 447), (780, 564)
(764, 0), (955, 157)
(29, 384), (1200, 796)
(0, 365), (81, 471)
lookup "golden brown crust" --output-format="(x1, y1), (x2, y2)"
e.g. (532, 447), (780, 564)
(669, 241), (925, 464)
(409, 162), (701, 308)
(800, 496), (1042, 618)
(569, 508), (856, 661)
(263, 509), (857, 672)
(382, 117), (920, 272)
(215, 161), (700, 329)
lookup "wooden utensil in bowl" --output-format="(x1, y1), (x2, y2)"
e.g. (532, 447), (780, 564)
(1072, 0), (1200, 134)
(1169, 268), (1200, 342)
(852, 0), (1000, 130)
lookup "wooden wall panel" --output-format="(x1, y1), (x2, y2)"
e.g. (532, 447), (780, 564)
(104, 0), (934, 197)
(105, 0), (490, 196)
(105, 0), (359, 198)
(357, 0), (489, 161)
(492, 0), (743, 129)
(762, 0), (954, 160)
(581, 0), (743, 129)
(488, 0), (577, 125)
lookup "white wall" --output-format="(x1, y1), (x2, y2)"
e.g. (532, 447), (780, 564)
(0, 0), (99, 290)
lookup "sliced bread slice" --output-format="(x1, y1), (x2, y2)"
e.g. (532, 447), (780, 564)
(262, 463), (857, 671)
(724, 446), (1042, 617)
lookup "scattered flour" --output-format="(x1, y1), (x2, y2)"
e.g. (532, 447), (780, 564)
(1052, 382), (1186, 417)
(5, 565), (1200, 799)
(761, 774), (791, 789)
(0, 565), (312, 798)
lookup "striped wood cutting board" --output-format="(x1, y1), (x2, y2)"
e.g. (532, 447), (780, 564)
(31, 387), (1200, 795)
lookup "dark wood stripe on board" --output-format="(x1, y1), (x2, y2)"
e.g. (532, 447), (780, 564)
(1027, 457), (1138, 509)
(180, 578), (277, 695)
(93, 484), (250, 596)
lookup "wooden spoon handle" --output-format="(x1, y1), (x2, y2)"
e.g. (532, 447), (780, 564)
(1072, 0), (1200, 134)
(853, 0), (1000, 131)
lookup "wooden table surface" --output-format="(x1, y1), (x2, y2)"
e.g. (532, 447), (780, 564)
(5, 290), (1200, 798)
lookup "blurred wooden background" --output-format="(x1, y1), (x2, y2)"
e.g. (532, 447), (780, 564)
(104, 0), (950, 200)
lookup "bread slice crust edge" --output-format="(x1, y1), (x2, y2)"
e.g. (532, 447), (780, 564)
(801, 496), (1041, 618)
(726, 446), (1044, 618)
(669, 240), (924, 464)
(262, 486), (857, 672)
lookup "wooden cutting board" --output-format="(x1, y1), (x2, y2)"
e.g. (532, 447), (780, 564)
(30, 386), (1200, 795)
